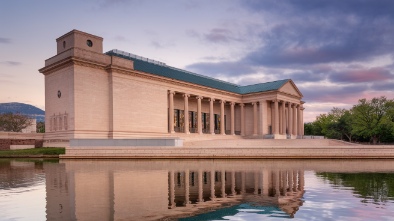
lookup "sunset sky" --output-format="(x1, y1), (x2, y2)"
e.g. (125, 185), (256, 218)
(1, 0), (393, 122)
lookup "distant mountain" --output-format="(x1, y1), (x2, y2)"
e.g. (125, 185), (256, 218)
(0, 102), (45, 122)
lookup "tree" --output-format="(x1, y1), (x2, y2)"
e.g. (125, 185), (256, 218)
(36, 121), (45, 133)
(351, 96), (394, 144)
(0, 112), (32, 132)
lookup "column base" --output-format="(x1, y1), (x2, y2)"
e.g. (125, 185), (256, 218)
(185, 132), (190, 134)
(210, 133), (215, 135)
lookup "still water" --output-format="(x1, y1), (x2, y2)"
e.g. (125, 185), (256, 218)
(1, 159), (394, 221)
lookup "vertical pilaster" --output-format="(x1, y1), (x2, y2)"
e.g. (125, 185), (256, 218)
(183, 94), (190, 134)
(240, 104), (245, 136)
(209, 98), (215, 135)
(169, 91), (175, 133)
(298, 107), (300, 136)
(288, 103), (293, 136)
(210, 170), (215, 200)
(221, 170), (226, 198)
(220, 100), (225, 135)
(282, 101), (286, 134)
(230, 102), (235, 135)
(197, 96), (203, 134)
(252, 102), (258, 136)
(273, 100), (279, 135)
(301, 106), (305, 135)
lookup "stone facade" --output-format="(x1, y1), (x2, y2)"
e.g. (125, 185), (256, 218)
(39, 30), (305, 141)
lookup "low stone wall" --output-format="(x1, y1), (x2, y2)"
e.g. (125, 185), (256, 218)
(60, 145), (394, 159)
(0, 132), (45, 150)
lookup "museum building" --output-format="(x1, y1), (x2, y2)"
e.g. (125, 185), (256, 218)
(39, 30), (305, 141)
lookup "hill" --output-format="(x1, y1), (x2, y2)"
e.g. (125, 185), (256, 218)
(0, 102), (45, 122)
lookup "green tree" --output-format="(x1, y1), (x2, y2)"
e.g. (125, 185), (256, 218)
(36, 121), (45, 133)
(0, 112), (33, 132)
(351, 96), (394, 144)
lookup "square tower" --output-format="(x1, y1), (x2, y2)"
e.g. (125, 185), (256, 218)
(56, 29), (103, 54)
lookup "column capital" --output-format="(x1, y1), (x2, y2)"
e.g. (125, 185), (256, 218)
(271, 99), (278, 103)
(183, 93), (190, 98)
(230, 102), (235, 106)
(239, 103), (245, 107)
(168, 90), (176, 95)
(301, 107), (305, 110)
(209, 98), (215, 102)
(279, 100), (286, 104)
(219, 99), (226, 104)
(252, 102), (257, 106)
(196, 96), (203, 100)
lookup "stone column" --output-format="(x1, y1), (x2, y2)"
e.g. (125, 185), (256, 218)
(184, 169), (190, 205)
(260, 101), (267, 136)
(198, 170), (203, 202)
(169, 170), (175, 208)
(299, 170), (305, 191)
(273, 100), (279, 135)
(221, 170), (226, 197)
(230, 102), (235, 135)
(252, 102), (258, 136)
(288, 103), (293, 136)
(197, 96), (203, 134)
(210, 170), (215, 200)
(293, 104), (298, 136)
(240, 104), (245, 136)
(262, 169), (269, 196)
(282, 101), (286, 135)
(297, 105), (301, 136)
(275, 170), (280, 197)
(169, 91), (175, 133)
(209, 98), (215, 135)
(220, 100), (226, 135)
(231, 170), (236, 196)
(241, 171), (246, 194)
(183, 94), (190, 134)
(289, 170), (294, 192)
(301, 106), (305, 135)
(293, 170), (297, 192)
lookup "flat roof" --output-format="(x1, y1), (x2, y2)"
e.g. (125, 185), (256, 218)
(106, 49), (289, 95)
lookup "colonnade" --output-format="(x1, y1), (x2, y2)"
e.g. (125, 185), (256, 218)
(168, 169), (305, 208)
(168, 91), (304, 137)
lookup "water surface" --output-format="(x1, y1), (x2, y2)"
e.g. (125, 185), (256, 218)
(1, 159), (394, 220)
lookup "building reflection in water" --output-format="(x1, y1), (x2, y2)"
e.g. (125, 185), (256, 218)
(44, 160), (306, 220)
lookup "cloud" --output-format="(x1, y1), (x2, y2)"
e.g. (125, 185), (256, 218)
(0, 37), (11, 44)
(204, 28), (237, 43)
(151, 40), (175, 49)
(186, 61), (253, 77)
(113, 35), (129, 42)
(299, 84), (366, 103)
(328, 68), (393, 83)
(0, 61), (22, 66)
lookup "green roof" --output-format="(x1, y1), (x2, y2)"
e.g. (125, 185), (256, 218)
(106, 49), (289, 95)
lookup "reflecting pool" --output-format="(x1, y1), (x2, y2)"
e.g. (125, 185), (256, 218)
(1, 159), (394, 220)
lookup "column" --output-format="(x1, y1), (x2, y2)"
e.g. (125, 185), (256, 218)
(241, 171), (246, 194)
(184, 169), (190, 205)
(273, 100), (279, 135)
(230, 102), (235, 135)
(260, 101), (267, 136)
(183, 94), (190, 134)
(209, 98), (215, 135)
(293, 170), (297, 192)
(299, 170), (305, 191)
(289, 170), (293, 192)
(240, 104), (245, 136)
(297, 105), (301, 136)
(302, 111), (304, 136)
(282, 101), (286, 134)
(262, 169), (269, 196)
(210, 170), (215, 200)
(288, 103), (293, 136)
(221, 170), (226, 197)
(252, 103), (258, 136)
(198, 170), (203, 202)
(275, 170), (280, 197)
(168, 91), (175, 133)
(197, 96), (203, 134)
(293, 104), (298, 136)
(220, 100), (225, 135)
(169, 170), (175, 208)
(231, 170), (236, 196)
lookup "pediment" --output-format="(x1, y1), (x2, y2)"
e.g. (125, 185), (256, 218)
(278, 81), (303, 98)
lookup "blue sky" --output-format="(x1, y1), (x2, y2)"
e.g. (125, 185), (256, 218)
(1, 0), (393, 122)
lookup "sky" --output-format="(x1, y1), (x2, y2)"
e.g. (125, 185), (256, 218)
(1, 0), (393, 122)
